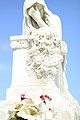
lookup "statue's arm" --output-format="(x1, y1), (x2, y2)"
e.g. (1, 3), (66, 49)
(28, 7), (48, 28)
(54, 15), (68, 70)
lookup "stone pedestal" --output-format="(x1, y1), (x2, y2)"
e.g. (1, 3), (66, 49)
(6, 35), (55, 101)
(6, 35), (37, 101)
(2, 33), (80, 119)
(0, 101), (9, 120)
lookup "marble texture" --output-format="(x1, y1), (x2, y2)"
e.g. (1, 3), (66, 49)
(6, 30), (80, 119)
(0, 0), (80, 119)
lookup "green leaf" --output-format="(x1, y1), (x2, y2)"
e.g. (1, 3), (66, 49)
(8, 116), (18, 120)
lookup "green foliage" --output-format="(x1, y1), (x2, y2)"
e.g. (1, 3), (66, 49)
(8, 116), (21, 120)
(8, 117), (17, 120)
(8, 111), (20, 120)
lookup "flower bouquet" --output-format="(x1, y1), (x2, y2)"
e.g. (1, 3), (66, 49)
(8, 94), (52, 120)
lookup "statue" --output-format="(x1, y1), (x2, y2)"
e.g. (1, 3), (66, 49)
(22, 0), (67, 89)
(22, 0), (62, 39)
(22, 0), (79, 107)
(6, 0), (80, 119)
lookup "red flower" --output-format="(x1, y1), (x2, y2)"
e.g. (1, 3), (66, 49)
(44, 95), (52, 101)
(40, 95), (52, 105)
(21, 94), (27, 100)
(40, 95), (45, 101)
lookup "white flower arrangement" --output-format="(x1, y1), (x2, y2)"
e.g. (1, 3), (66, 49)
(8, 94), (53, 120)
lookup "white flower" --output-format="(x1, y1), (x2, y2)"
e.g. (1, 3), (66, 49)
(17, 112), (36, 120)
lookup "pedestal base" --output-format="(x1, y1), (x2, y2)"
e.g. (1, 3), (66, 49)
(0, 101), (9, 120)
(6, 84), (55, 101)
(4, 34), (80, 119)
(0, 100), (80, 120)
(5, 85), (80, 120)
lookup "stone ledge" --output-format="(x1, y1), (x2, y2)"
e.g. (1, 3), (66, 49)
(10, 35), (29, 41)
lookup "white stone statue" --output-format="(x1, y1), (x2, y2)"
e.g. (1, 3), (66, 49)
(22, 0), (67, 90)
(22, 0), (79, 107)
(22, 0), (62, 39)
(4, 0), (80, 119)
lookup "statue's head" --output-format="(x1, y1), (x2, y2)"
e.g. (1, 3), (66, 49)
(24, 0), (48, 19)
(23, 0), (50, 29)
(24, 0), (46, 9)
(24, 0), (49, 19)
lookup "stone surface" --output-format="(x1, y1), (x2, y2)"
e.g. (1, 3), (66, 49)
(0, 101), (9, 120)
(1, 0), (80, 119)
(5, 31), (80, 119)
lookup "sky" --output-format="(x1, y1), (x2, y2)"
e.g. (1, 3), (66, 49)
(0, 0), (80, 103)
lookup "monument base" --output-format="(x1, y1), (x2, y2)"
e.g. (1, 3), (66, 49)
(5, 83), (80, 120)
(0, 101), (9, 120)
(0, 100), (80, 120)
(6, 84), (56, 101)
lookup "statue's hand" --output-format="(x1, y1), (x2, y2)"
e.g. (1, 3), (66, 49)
(28, 7), (41, 21)
(28, 6), (47, 28)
